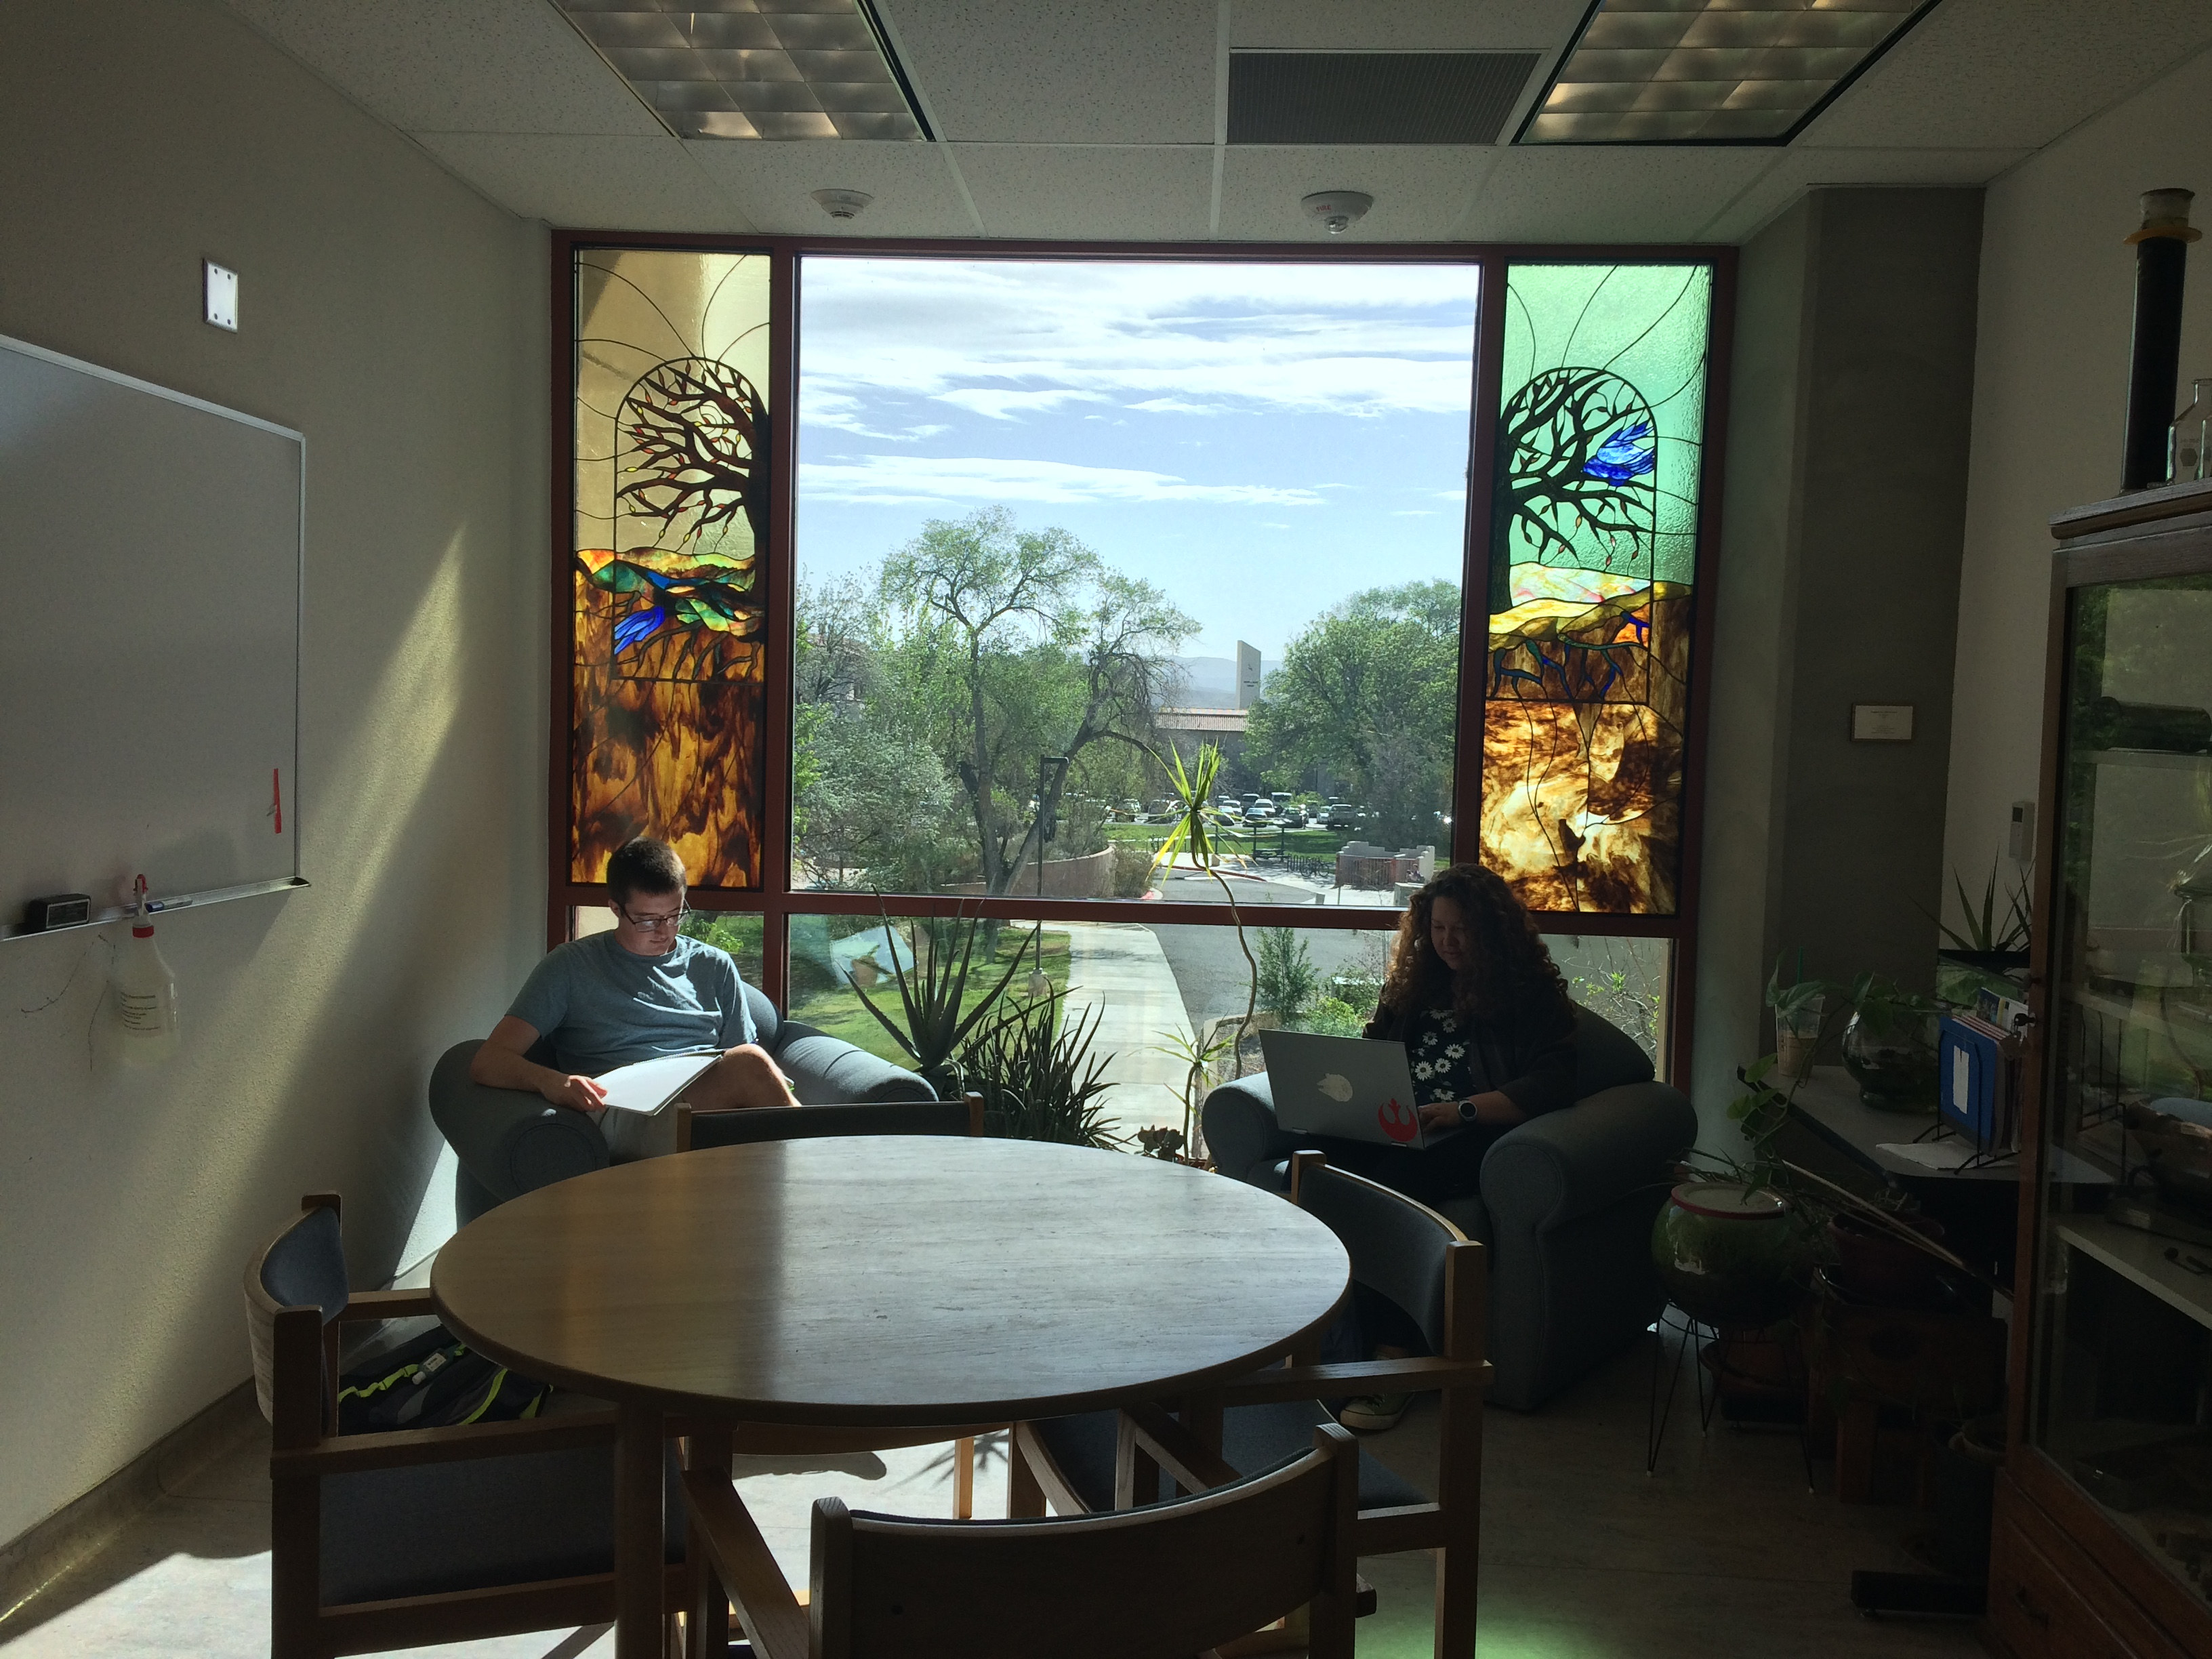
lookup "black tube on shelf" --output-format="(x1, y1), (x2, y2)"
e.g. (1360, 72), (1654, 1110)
(2121, 188), (2199, 493)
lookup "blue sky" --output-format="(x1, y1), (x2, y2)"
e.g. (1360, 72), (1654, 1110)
(795, 258), (1481, 659)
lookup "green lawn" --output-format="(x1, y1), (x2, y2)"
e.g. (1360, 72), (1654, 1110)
(1103, 821), (1355, 859)
(789, 924), (1071, 1069)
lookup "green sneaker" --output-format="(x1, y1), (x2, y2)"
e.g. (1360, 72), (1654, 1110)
(1337, 1393), (1411, 1433)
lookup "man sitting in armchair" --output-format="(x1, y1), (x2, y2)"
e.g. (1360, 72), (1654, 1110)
(470, 835), (793, 1158)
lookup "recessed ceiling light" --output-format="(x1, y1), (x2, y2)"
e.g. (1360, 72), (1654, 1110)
(1518, 0), (1936, 146)
(554, 0), (930, 142)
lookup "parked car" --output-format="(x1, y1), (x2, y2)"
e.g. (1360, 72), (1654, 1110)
(1326, 802), (1361, 830)
(1245, 800), (1275, 822)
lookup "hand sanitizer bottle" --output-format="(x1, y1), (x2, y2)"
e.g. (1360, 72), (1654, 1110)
(112, 876), (179, 1065)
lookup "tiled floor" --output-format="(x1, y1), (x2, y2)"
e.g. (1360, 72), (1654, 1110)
(1, 1330), (1981, 1658)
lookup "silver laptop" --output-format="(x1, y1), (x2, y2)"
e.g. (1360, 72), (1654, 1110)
(1261, 1030), (1429, 1150)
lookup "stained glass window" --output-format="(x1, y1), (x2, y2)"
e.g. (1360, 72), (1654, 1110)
(1482, 263), (1712, 915)
(571, 249), (771, 888)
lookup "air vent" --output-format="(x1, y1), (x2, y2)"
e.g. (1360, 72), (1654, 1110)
(1228, 52), (1540, 146)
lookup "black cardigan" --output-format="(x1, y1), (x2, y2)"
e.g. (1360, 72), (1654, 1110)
(1364, 1000), (1578, 1119)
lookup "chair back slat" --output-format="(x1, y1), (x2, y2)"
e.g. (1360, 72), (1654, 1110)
(241, 1199), (347, 1424)
(813, 1428), (1354, 1659)
(1294, 1162), (1462, 1354)
(688, 1099), (972, 1150)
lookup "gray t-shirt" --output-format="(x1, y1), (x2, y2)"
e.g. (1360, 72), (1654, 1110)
(507, 933), (756, 1076)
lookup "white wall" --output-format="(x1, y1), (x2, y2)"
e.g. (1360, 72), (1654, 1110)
(1946, 47), (2212, 892)
(0, 0), (546, 1545)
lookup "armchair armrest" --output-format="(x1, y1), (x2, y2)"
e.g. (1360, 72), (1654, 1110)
(429, 1041), (607, 1204)
(1201, 1073), (1297, 1188)
(1479, 1080), (1696, 1233)
(769, 1022), (937, 1105)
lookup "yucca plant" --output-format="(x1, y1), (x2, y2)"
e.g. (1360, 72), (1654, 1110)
(1145, 741), (1260, 1071)
(848, 904), (1038, 1098)
(964, 991), (1120, 1148)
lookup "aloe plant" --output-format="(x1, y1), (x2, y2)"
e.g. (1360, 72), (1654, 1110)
(848, 905), (1038, 1097)
(964, 990), (1120, 1148)
(1933, 855), (2032, 954)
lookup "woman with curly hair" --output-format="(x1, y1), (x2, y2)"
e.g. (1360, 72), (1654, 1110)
(1313, 863), (1580, 1429)
(1305, 861), (1579, 1207)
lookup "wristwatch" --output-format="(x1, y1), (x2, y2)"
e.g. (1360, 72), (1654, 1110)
(1456, 1097), (1471, 1125)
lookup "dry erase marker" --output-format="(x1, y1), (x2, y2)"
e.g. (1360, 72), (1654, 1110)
(146, 897), (194, 912)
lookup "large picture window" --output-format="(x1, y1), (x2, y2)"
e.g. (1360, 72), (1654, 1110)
(792, 257), (1481, 903)
(554, 240), (1729, 1082)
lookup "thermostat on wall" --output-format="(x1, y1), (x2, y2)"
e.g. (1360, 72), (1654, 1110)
(1851, 703), (1914, 742)
(203, 260), (238, 331)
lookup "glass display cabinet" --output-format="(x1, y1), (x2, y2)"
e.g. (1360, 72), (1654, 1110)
(1997, 478), (2212, 1658)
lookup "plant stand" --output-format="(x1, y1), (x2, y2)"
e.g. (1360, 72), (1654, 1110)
(1647, 1304), (1816, 1491)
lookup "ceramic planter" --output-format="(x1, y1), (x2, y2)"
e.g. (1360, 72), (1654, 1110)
(1652, 1181), (1810, 1329)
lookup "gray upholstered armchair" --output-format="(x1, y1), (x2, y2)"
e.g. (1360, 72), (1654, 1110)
(430, 981), (934, 1225)
(1202, 1006), (1696, 1411)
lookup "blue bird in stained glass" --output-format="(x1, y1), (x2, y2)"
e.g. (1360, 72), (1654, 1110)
(613, 607), (665, 653)
(1583, 421), (1656, 486)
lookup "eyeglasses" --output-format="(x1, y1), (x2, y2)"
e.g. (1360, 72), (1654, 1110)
(618, 901), (688, 931)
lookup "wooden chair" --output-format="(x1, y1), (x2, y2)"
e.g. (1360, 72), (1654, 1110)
(682, 1420), (1362, 1659)
(1014, 1152), (1490, 1658)
(243, 1193), (686, 1658)
(674, 1092), (994, 1525)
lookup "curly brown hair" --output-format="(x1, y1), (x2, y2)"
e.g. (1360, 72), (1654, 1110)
(1376, 863), (1573, 1033)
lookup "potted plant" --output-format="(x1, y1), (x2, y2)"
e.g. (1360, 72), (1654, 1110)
(1840, 972), (1942, 1111)
(848, 903), (1038, 1099)
(1765, 954), (1831, 1081)
(1932, 854), (2032, 1008)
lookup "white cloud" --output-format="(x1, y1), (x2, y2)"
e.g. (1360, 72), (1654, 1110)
(1391, 509), (1436, 516)
(801, 389), (949, 443)
(799, 454), (1328, 508)
(799, 256), (1481, 422)
(932, 388), (1111, 421)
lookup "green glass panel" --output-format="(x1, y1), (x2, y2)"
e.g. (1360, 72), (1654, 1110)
(1482, 263), (1713, 916)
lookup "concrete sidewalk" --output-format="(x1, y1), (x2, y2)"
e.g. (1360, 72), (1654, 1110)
(1061, 921), (1195, 1140)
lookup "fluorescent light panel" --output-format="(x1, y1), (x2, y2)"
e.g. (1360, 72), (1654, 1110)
(1521, 0), (1929, 144)
(556, 0), (926, 141)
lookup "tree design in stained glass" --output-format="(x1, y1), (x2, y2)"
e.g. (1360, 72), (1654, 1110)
(1482, 264), (1711, 914)
(572, 250), (771, 888)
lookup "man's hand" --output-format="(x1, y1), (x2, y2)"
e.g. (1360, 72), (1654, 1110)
(540, 1072), (609, 1112)
(1418, 1099), (1465, 1132)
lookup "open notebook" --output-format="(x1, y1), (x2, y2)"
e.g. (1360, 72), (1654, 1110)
(593, 1050), (722, 1115)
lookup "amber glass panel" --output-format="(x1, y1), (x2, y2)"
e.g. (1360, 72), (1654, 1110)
(1483, 263), (1712, 915)
(571, 249), (772, 888)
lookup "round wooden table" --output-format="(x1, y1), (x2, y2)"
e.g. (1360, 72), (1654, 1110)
(432, 1136), (1351, 1657)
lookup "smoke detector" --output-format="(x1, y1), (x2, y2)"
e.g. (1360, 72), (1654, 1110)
(1301, 190), (1372, 234)
(810, 188), (874, 221)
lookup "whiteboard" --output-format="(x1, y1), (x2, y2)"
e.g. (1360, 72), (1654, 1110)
(0, 333), (304, 939)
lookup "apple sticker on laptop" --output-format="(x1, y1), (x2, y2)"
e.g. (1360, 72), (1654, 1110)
(1378, 1097), (1418, 1143)
(1318, 1073), (1353, 1102)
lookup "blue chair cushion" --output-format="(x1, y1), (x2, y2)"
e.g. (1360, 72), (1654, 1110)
(319, 1441), (684, 1605)
(1031, 1403), (1426, 1515)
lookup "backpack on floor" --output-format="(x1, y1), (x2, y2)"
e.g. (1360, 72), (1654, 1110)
(336, 1323), (551, 1433)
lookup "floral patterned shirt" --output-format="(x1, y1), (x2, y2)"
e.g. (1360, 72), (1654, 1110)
(1408, 1006), (1489, 1107)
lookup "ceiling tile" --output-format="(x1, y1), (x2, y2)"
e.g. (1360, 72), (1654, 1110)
(686, 139), (977, 235)
(413, 134), (756, 231)
(1216, 146), (1500, 241)
(1466, 147), (1775, 243)
(1230, 0), (1586, 52)
(877, 0), (1218, 143)
(220, 0), (663, 136)
(1698, 146), (2030, 243)
(1799, 0), (2212, 151)
(951, 144), (1214, 239)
